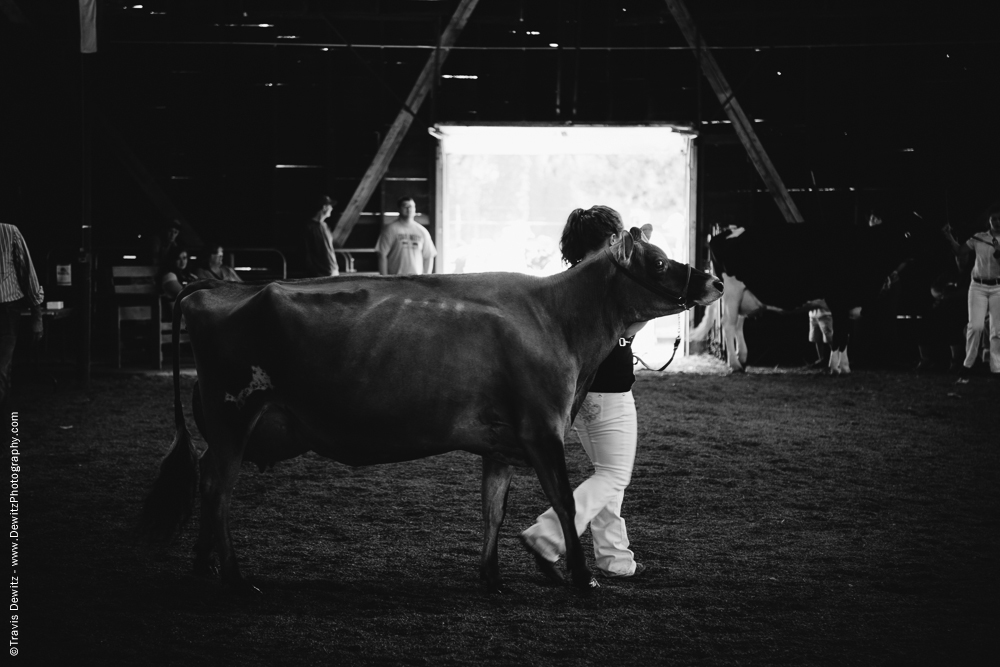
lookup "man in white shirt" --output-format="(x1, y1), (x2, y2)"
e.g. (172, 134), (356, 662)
(376, 197), (437, 276)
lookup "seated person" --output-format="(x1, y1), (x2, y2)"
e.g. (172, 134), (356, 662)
(194, 243), (242, 282)
(158, 246), (198, 300)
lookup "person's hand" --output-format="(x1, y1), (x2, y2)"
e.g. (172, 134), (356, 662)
(941, 223), (953, 237)
(30, 309), (44, 341)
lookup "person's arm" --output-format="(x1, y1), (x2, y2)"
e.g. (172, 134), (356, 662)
(941, 224), (972, 260)
(375, 228), (391, 275)
(422, 227), (437, 275)
(226, 266), (243, 282)
(13, 229), (44, 340)
(303, 225), (334, 277)
(162, 272), (183, 299)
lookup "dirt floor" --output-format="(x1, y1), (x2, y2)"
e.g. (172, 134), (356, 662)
(11, 357), (1000, 666)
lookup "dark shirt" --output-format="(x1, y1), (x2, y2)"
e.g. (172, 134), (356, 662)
(589, 336), (635, 392)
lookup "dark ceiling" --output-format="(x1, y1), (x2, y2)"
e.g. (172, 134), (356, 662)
(3, 0), (998, 260)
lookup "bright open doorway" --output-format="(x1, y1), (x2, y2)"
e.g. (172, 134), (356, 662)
(436, 124), (695, 362)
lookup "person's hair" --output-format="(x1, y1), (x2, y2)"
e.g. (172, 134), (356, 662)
(200, 242), (225, 269)
(314, 195), (335, 213)
(559, 205), (624, 265)
(397, 196), (415, 209)
(159, 244), (191, 279)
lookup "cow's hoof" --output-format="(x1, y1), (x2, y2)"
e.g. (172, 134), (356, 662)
(480, 570), (508, 594)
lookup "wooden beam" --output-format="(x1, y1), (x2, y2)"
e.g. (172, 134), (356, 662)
(664, 0), (804, 223)
(331, 0), (480, 247)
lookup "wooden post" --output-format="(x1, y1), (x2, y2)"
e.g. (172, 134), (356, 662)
(664, 0), (804, 223)
(331, 0), (481, 247)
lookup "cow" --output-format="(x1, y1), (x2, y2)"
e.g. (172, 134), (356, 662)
(140, 228), (724, 594)
(696, 215), (921, 374)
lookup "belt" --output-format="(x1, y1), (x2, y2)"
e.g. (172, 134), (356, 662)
(973, 277), (1000, 286)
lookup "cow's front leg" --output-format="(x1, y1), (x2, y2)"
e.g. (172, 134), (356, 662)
(480, 457), (514, 594)
(525, 429), (596, 592)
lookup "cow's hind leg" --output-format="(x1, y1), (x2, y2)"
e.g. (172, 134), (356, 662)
(480, 457), (514, 594)
(196, 444), (257, 593)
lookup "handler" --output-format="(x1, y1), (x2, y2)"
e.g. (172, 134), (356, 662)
(943, 208), (1000, 378)
(520, 205), (647, 581)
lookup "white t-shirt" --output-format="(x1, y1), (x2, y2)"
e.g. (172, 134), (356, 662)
(376, 220), (437, 275)
(965, 232), (1000, 281)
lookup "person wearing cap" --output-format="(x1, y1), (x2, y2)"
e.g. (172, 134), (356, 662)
(303, 195), (340, 278)
(0, 223), (44, 407)
(942, 207), (1000, 378)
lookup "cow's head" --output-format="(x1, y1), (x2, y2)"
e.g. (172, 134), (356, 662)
(607, 226), (723, 321)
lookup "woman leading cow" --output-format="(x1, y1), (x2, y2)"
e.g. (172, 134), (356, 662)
(520, 205), (648, 582)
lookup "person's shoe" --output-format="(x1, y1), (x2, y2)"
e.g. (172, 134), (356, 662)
(518, 535), (564, 584)
(599, 562), (647, 579)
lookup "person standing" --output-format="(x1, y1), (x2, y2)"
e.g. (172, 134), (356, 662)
(303, 195), (340, 278)
(519, 205), (647, 582)
(376, 197), (436, 276)
(0, 224), (44, 406)
(942, 208), (1000, 378)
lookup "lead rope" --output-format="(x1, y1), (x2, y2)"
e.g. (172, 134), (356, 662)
(632, 316), (683, 372)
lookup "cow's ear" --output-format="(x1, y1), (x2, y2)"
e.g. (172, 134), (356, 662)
(614, 232), (635, 265)
(640, 224), (653, 241)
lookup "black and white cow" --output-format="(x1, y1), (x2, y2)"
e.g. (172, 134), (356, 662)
(698, 215), (923, 374)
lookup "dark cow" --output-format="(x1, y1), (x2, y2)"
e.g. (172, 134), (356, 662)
(698, 215), (920, 374)
(141, 228), (723, 593)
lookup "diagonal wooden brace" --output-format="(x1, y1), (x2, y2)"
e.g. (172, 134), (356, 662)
(665, 0), (804, 223)
(330, 0), (481, 247)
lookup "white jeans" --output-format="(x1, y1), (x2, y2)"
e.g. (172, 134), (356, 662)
(964, 281), (1000, 372)
(521, 391), (638, 575)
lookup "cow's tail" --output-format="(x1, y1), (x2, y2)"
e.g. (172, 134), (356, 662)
(689, 300), (719, 342)
(139, 281), (213, 545)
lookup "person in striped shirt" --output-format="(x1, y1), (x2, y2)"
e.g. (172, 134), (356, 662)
(0, 223), (44, 405)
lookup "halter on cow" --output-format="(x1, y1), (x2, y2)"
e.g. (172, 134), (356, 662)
(141, 227), (723, 593)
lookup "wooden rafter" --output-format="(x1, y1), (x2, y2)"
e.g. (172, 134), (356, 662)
(330, 0), (481, 247)
(664, 0), (804, 223)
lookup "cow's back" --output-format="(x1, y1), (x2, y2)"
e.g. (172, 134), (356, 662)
(182, 276), (578, 465)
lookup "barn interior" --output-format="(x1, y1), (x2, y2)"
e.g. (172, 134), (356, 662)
(4, 0), (998, 369)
